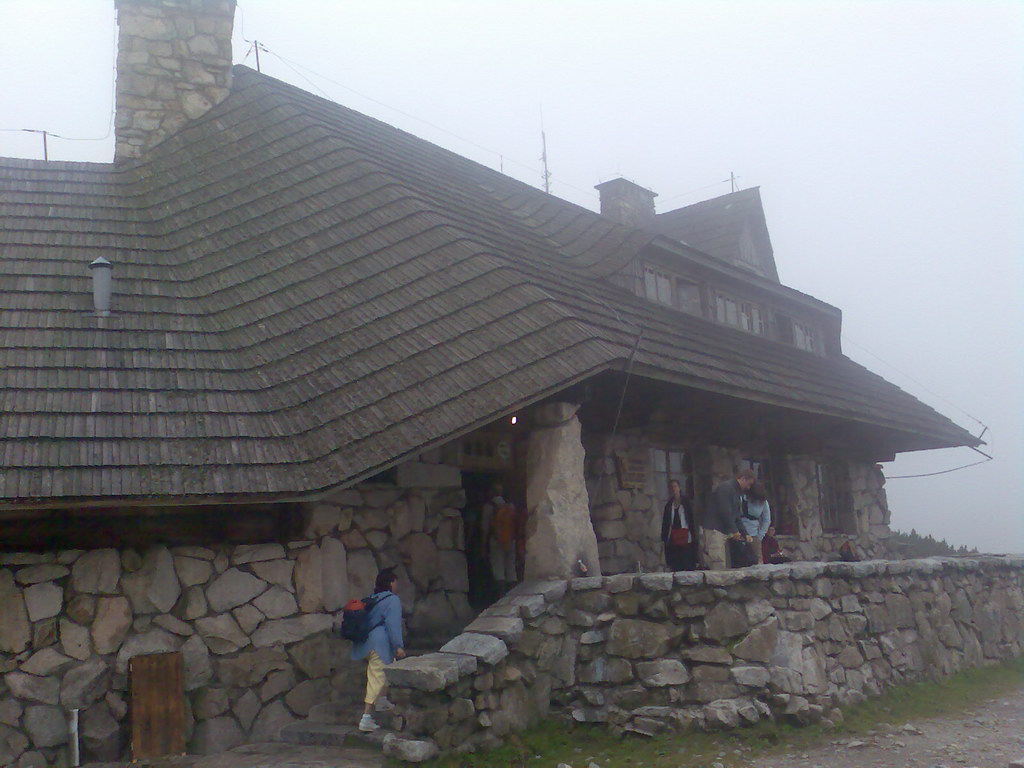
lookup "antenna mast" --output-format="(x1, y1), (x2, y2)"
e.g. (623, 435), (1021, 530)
(540, 130), (551, 194)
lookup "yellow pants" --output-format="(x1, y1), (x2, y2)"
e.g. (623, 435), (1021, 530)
(364, 651), (386, 705)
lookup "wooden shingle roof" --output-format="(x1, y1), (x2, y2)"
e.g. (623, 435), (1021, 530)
(0, 66), (977, 504)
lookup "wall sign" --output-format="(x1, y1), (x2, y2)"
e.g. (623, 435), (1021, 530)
(615, 450), (648, 490)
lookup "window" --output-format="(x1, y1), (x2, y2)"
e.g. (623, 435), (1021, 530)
(739, 302), (764, 335)
(740, 455), (797, 535)
(651, 448), (691, 500)
(716, 294), (739, 326)
(644, 267), (673, 305)
(675, 279), (703, 316)
(817, 461), (854, 534)
(716, 292), (764, 335)
(794, 321), (817, 352)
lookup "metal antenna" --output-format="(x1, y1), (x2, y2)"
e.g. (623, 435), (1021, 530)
(540, 129), (551, 193)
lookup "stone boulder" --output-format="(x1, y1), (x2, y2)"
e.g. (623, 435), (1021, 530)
(20, 648), (73, 677)
(206, 568), (268, 614)
(5, 673), (59, 705)
(250, 614), (332, 648)
(703, 602), (750, 641)
(181, 634), (213, 690)
(250, 700), (296, 741)
(637, 659), (690, 686)
(607, 619), (671, 659)
(346, 549), (378, 602)
(91, 596), (133, 655)
(284, 679), (332, 717)
(733, 617), (779, 663)
(523, 403), (601, 579)
(191, 716), (244, 755)
(399, 533), (440, 592)
(23, 705), (67, 748)
(250, 559), (295, 592)
(173, 556), (213, 588)
(320, 537), (348, 612)
(114, 628), (179, 674)
(439, 633), (508, 665)
(253, 586), (298, 619)
(232, 544), (286, 565)
(195, 614), (249, 655)
(60, 619), (92, 660)
(294, 546), (323, 612)
(80, 702), (121, 762)
(71, 549), (121, 594)
(383, 733), (439, 763)
(23, 582), (62, 624)
(0, 570), (31, 654)
(121, 546), (180, 614)
(216, 647), (290, 687)
(60, 658), (109, 708)
(14, 565), (69, 585)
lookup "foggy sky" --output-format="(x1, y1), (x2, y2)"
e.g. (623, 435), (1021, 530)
(2, 0), (1021, 553)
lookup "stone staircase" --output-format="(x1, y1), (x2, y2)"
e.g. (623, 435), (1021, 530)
(278, 698), (399, 750)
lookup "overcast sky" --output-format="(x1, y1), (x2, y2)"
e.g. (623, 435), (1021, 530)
(2, 0), (1021, 554)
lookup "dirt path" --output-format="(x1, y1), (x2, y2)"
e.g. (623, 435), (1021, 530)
(747, 686), (1024, 768)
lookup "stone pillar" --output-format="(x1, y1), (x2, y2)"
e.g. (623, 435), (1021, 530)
(594, 178), (657, 227)
(523, 402), (601, 580)
(114, 0), (236, 161)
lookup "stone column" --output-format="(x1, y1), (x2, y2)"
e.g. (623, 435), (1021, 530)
(523, 402), (601, 580)
(114, 0), (236, 161)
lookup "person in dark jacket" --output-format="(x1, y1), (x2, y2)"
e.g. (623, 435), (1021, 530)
(350, 567), (405, 732)
(702, 469), (756, 569)
(661, 478), (699, 571)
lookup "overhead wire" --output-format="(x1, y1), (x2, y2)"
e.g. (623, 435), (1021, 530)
(0, 13), (117, 147)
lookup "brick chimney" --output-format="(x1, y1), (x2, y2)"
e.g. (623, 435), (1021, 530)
(114, 0), (236, 161)
(594, 177), (657, 227)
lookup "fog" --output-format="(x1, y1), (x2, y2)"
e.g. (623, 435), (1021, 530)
(2, 0), (1021, 553)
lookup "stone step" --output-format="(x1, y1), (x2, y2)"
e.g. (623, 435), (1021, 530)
(307, 699), (400, 724)
(277, 720), (391, 749)
(308, 700), (362, 724)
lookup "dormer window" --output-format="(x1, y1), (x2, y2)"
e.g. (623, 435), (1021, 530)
(644, 267), (673, 305)
(715, 291), (764, 335)
(793, 321), (817, 352)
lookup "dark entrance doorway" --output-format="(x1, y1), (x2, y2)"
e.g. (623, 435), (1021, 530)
(455, 420), (528, 608)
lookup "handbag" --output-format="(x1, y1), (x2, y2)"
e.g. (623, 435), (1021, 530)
(669, 527), (690, 547)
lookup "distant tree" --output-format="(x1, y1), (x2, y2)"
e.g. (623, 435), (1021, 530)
(890, 528), (977, 557)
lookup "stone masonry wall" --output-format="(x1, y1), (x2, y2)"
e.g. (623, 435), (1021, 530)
(0, 469), (469, 766)
(384, 556), (1024, 758)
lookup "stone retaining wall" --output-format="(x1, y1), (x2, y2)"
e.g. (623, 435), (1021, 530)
(384, 556), (1024, 757)
(0, 473), (468, 766)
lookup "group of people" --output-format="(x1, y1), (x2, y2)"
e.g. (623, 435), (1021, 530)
(660, 469), (789, 572)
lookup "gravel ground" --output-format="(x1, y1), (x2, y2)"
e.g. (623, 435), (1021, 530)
(81, 687), (1024, 768)
(748, 686), (1024, 768)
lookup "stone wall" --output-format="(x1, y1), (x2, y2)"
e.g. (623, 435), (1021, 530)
(584, 432), (662, 575)
(384, 556), (1024, 757)
(0, 471), (469, 765)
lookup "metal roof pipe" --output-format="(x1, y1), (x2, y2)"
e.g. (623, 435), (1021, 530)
(89, 257), (112, 316)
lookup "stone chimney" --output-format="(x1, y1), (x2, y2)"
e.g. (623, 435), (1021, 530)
(594, 177), (658, 228)
(114, 0), (236, 161)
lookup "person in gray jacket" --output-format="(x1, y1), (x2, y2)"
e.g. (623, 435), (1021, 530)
(702, 469), (756, 569)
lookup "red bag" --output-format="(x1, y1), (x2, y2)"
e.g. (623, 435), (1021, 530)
(669, 527), (690, 547)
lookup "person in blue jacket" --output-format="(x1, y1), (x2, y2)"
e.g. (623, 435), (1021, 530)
(351, 567), (405, 732)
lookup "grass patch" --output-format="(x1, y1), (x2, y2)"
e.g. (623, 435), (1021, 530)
(409, 656), (1024, 768)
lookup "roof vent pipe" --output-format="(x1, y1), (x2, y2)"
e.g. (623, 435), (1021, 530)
(89, 257), (112, 316)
